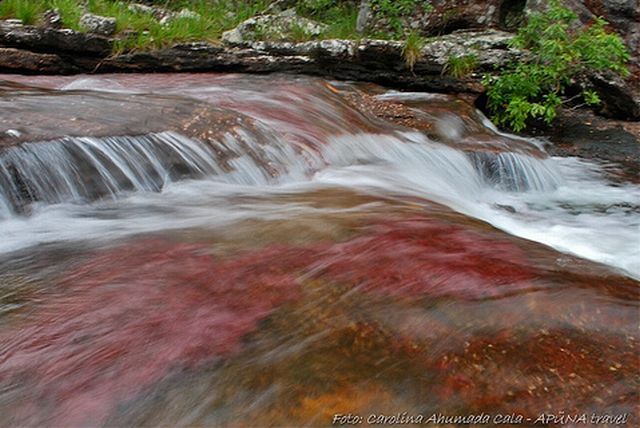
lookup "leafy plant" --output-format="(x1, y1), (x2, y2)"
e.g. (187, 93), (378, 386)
(444, 54), (477, 78)
(485, 0), (630, 132)
(402, 31), (425, 71)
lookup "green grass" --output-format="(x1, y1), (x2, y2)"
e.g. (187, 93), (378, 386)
(0, 0), (46, 25)
(295, 1), (360, 40)
(443, 54), (478, 78)
(1, 0), (271, 52)
(402, 31), (425, 71)
(0, 0), (434, 52)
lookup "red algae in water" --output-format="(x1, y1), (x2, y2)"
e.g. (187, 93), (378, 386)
(0, 217), (536, 425)
(314, 218), (534, 300)
(0, 240), (305, 426)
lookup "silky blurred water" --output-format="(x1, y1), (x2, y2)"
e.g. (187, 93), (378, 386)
(0, 74), (638, 427)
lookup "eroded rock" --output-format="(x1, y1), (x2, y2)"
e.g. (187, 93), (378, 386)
(0, 20), (111, 56)
(96, 30), (516, 94)
(79, 13), (117, 37)
(0, 47), (77, 74)
(589, 73), (640, 121)
(42, 9), (62, 30)
(222, 10), (327, 44)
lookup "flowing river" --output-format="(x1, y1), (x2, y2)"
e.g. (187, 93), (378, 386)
(0, 74), (638, 426)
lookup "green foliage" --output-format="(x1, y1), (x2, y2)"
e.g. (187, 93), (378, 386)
(16, 0), (42, 25)
(297, 0), (343, 16)
(402, 31), (425, 71)
(582, 89), (600, 106)
(485, 0), (630, 132)
(444, 54), (477, 78)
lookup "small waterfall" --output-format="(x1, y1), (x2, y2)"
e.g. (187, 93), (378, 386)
(469, 151), (563, 192)
(320, 132), (563, 196)
(0, 128), (566, 219)
(0, 132), (222, 217)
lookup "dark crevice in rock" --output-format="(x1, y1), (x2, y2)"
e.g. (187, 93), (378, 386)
(499, 0), (527, 31)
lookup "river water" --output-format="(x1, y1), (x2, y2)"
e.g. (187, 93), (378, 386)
(0, 74), (638, 426)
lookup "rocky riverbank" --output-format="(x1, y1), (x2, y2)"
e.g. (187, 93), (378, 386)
(1, 16), (638, 118)
(0, 18), (516, 94)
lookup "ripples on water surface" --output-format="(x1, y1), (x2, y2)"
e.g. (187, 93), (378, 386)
(0, 74), (638, 427)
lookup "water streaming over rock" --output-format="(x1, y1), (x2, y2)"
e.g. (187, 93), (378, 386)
(0, 130), (563, 217)
(0, 74), (638, 427)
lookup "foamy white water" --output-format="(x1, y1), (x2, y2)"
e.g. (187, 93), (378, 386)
(0, 127), (638, 279)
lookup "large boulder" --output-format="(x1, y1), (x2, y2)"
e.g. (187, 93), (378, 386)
(222, 9), (327, 44)
(79, 13), (117, 37)
(588, 73), (640, 121)
(419, 0), (504, 34)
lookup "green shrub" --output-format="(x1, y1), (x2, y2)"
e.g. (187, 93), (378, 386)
(484, 0), (630, 132)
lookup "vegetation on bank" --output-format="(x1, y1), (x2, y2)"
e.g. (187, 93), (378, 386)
(0, 0), (272, 51)
(0, 0), (432, 50)
(484, 0), (630, 131)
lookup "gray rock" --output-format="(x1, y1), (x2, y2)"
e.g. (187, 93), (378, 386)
(0, 20), (112, 56)
(42, 9), (62, 29)
(356, 0), (371, 35)
(159, 8), (200, 25)
(98, 30), (517, 94)
(589, 73), (640, 120)
(2, 19), (23, 27)
(262, 0), (298, 15)
(127, 3), (160, 18)
(421, 0), (505, 34)
(222, 10), (327, 44)
(603, 0), (639, 18)
(80, 13), (117, 37)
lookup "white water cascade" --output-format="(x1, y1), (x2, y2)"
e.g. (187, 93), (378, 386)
(0, 127), (638, 279)
(0, 74), (638, 280)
